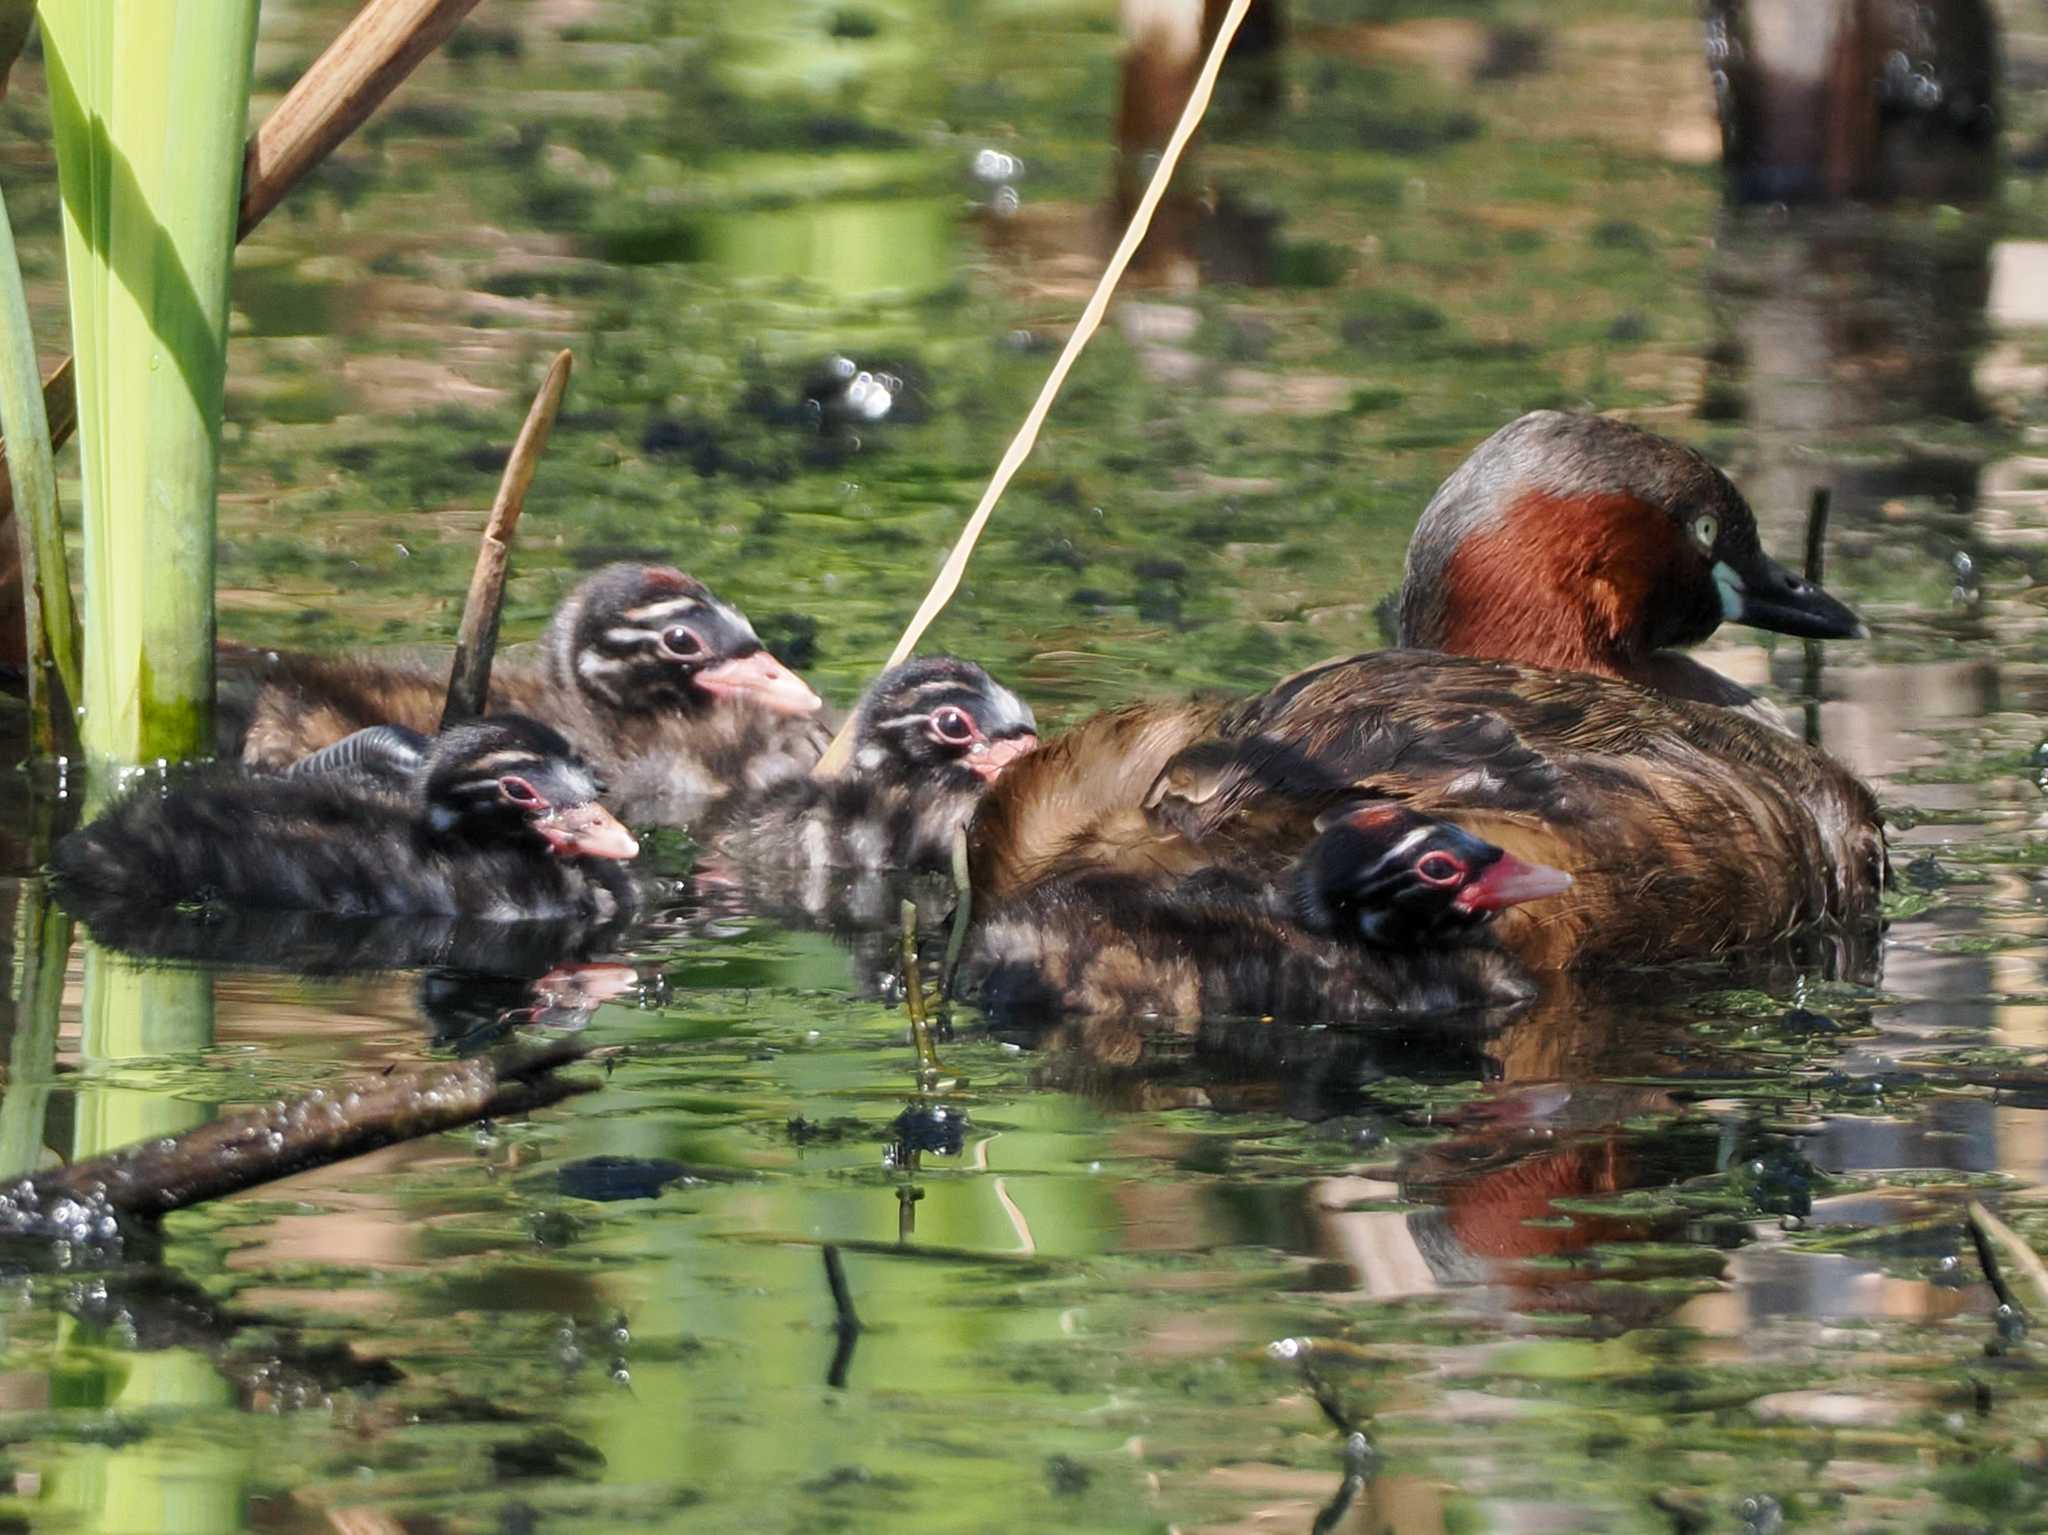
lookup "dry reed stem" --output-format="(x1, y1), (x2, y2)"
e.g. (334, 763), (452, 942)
(812, 0), (1254, 778)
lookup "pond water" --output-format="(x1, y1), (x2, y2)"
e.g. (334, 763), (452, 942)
(5, 0), (2048, 1529)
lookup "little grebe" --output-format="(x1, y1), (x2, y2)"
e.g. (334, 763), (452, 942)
(53, 716), (640, 922)
(223, 564), (825, 825)
(1398, 410), (1862, 710)
(967, 803), (1570, 1019)
(709, 655), (1038, 872)
(971, 414), (1883, 972)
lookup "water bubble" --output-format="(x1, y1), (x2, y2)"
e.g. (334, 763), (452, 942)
(842, 371), (894, 422)
(1952, 548), (1980, 607)
(972, 147), (1022, 183)
(1740, 1493), (1783, 1534)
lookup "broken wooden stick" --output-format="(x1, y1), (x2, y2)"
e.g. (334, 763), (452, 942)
(1, 1038), (596, 1240)
(442, 349), (572, 727)
(822, 1244), (861, 1388)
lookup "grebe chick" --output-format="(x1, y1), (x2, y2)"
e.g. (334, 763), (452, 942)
(223, 564), (825, 825)
(710, 656), (1038, 872)
(967, 804), (1570, 1020)
(53, 716), (639, 922)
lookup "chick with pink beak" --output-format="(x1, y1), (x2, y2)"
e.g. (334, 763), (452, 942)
(1452, 850), (1574, 914)
(693, 648), (823, 718)
(532, 800), (641, 861)
(967, 731), (1039, 783)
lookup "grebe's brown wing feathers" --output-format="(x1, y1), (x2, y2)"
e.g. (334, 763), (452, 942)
(969, 698), (1223, 896)
(1144, 651), (1883, 965)
(234, 654), (448, 767)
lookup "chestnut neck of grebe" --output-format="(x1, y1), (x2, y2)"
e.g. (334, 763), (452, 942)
(1396, 411), (1863, 683)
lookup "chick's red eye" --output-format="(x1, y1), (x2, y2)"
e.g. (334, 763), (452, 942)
(1415, 851), (1464, 886)
(660, 625), (704, 658)
(929, 707), (976, 745)
(499, 775), (546, 809)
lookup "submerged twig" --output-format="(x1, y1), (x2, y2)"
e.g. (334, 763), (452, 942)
(821, 1244), (862, 1389)
(813, 0), (1254, 778)
(443, 349), (572, 726)
(1801, 485), (1831, 747)
(1969, 1200), (2048, 1320)
(940, 825), (974, 1007)
(4, 1038), (595, 1238)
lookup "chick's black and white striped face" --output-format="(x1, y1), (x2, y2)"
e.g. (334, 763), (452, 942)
(852, 657), (1039, 787)
(422, 716), (639, 861)
(1293, 805), (1571, 948)
(564, 565), (821, 718)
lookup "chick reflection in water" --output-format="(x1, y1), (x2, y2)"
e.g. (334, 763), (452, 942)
(965, 803), (1570, 1023)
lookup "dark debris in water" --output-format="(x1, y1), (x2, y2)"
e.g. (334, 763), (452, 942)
(490, 1428), (606, 1482)
(887, 1102), (966, 1160)
(554, 1155), (695, 1202)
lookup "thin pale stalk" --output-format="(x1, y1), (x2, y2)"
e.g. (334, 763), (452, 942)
(443, 349), (572, 726)
(813, 0), (1253, 778)
(940, 824), (973, 1003)
(42, 3), (260, 766)
(0, 182), (82, 752)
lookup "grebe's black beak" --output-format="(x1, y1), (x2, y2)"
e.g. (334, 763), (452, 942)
(1714, 551), (1867, 641)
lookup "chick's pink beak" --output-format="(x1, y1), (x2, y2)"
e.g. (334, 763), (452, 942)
(1455, 852), (1573, 913)
(534, 801), (640, 861)
(969, 733), (1039, 783)
(694, 650), (823, 717)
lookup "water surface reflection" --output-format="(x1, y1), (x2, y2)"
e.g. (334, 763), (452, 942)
(3, 0), (2048, 1528)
